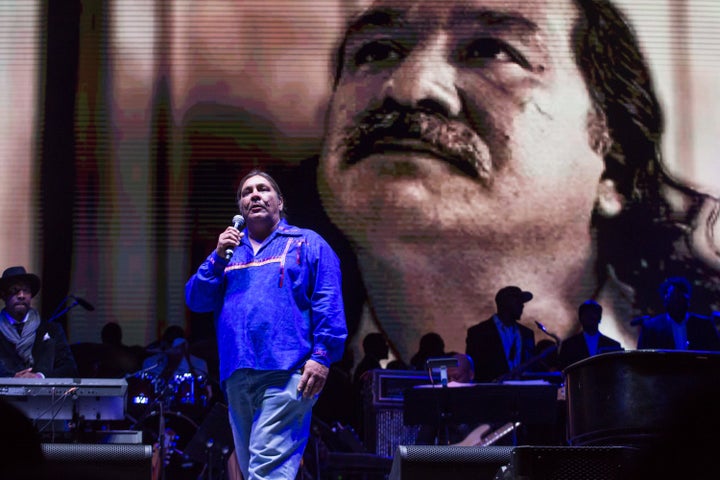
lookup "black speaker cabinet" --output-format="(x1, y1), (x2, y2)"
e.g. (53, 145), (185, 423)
(362, 369), (429, 457)
(41, 443), (154, 480)
(508, 445), (642, 480)
(388, 445), (513, 480)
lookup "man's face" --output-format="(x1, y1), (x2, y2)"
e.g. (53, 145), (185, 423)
(497, 297), (525, 323)
(664, 286), (689, 316)
(319, 0), (604, 243)
(579, 307), (601, 334)
(2, 281), (33, 320)
(238, 175), (284, 227)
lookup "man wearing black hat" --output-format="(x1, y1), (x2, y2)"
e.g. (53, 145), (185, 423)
(465, 286), (536, 382)
(0, 266), (78, 378)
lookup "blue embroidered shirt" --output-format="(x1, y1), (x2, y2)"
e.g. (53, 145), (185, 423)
(185, 219), (347, 382)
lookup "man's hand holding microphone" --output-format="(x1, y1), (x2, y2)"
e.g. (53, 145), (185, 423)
(216, 215), (245, 260)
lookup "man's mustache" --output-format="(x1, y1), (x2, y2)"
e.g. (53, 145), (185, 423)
(340, 106), (492, 182)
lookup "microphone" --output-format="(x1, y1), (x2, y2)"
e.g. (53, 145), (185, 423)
(535, 321), (560, 343)
(225, 214), (245, 260)
(71, 295), (95, 311)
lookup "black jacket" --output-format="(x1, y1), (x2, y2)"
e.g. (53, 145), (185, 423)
(558, 332), (623, 369)
(0, 321), (78, 377)
(466, 317), (535, 382)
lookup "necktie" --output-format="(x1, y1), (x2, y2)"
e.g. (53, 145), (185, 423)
(508, 329), (518, 368)
(14, 322), (24, 336)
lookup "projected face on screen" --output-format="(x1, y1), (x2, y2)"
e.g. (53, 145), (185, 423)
(318, 0), (610, 359)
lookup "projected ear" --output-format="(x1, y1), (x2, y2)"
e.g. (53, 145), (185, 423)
(588, 109), (612, 157)
(596, 178), (624, 217)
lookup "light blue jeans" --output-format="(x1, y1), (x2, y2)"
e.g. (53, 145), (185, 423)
(225, 369), (316, 480)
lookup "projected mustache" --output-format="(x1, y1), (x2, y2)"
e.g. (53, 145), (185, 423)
(341, 105), (492, 182)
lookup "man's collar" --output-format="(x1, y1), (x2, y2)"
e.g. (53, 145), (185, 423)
(3, 310), (29, 324)
(493, 314), (516, 329)
(246, 218), (301, 244)
(666, 312), (689, 325)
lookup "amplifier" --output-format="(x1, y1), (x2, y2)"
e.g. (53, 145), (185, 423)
(362, 369), (430, 458)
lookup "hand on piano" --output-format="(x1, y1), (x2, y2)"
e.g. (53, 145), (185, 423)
(14, 367), (42, 379)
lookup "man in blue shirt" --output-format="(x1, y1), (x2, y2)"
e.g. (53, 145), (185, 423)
(637, 277), (720, 351)
(186, 170), (347, 480)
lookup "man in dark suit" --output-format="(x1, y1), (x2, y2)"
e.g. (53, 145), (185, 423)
(465, 286), (536, 382)
(558, 300), (623, 369)
(637, 277), (720, 351)
(0, 266), (78, 378)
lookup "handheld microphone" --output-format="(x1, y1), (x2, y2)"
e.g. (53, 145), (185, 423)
(71, 295), (95, 311)
(225, 214), (245, 260)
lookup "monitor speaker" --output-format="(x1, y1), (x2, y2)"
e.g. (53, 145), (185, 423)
(508, 445), (642, 480)
(41, 443), (154, 480)
(388, 445), (513, 480)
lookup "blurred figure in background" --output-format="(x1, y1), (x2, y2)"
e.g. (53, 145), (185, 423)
(95, 321), (145, 378)
(410, 332), (446, 371)
(558, 300), (622, 369)
(637, 277), (720, 351)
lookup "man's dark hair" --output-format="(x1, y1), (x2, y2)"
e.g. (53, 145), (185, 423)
(578, 299), (603, 318)
(237, 169), (287, 219)
(658, 276), (692, 298)
(101, 321), (122, 345)
(162, 324), (186, 346)
(572, 0), (720, 316)
(362, 332), (388, 358)
(328, 0), (720, 320)
(362, 332), (385, 351)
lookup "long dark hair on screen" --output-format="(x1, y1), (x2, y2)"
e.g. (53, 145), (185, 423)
(573, 0), (720, 316)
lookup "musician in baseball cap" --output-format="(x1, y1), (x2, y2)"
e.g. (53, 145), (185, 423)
(0, 266), (78, 378)
(466, 286), (536, 382)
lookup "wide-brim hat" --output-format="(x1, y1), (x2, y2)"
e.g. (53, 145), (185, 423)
(495, 286), (533, 305)
(0, 266), (41, 297)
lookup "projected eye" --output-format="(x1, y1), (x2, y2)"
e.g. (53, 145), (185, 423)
(352, 40), (403, 68)
(459, 38), (530, 69)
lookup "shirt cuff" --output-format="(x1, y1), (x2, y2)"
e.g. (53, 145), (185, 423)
(310, 345), (331, 367)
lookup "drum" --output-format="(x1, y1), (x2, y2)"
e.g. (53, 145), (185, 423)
(126, 372), (161, 420)
(137, 411), (203, 480)
(169, 372), (209, 419)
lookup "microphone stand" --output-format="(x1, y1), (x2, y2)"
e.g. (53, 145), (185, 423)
(46, 298), (84, 323)
(425, 357), (459, 445)
(494, 344), (559, 383)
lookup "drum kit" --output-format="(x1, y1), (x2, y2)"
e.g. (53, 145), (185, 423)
(125, 368), (212, 480)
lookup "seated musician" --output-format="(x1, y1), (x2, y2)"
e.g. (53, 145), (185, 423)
(414, 353), (484, 446)
(465, 286), (536, 382)
(414, 352), (529, 447)
(637, 276), (720, 351)
(142, 325), (210, 381)
(558, 300), (623, 369)
(0, 266), (78, 378)
(140, 325), (212, 414)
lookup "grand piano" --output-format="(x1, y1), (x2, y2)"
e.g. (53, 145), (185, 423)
(564, 349), (720, 446)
